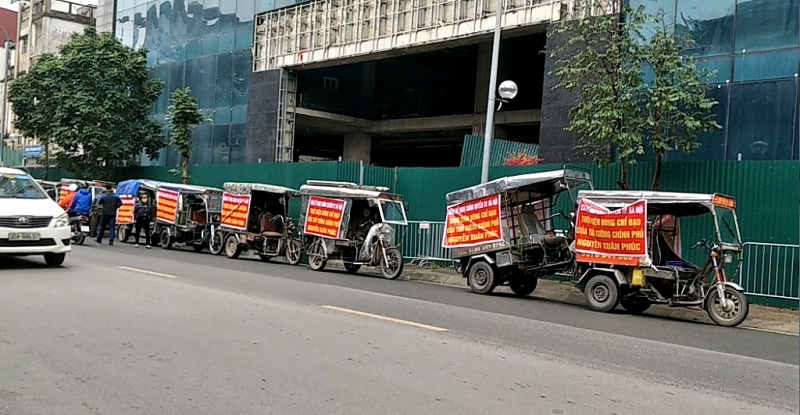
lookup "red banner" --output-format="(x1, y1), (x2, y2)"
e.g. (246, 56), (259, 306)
(156, 189), (179, 224)
(116, 196), (135, 225)
(220, 193), (251, 231)
(442, 194), (502, 248)
(304, 196), (345, 239)
(574, 199), (647, 266)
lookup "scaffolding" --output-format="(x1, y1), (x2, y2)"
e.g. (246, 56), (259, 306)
(275, 70), (297, 163)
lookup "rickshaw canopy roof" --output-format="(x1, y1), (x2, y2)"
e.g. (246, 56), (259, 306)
(299, 180), (403, 201)
(223, 182), (299, 197)
(445, 169), (580, 205)
(158, 182), (223, 195)
(577, 190), (736, 216)
(59, 177), (89, 185)
(117, 179), (162, 196)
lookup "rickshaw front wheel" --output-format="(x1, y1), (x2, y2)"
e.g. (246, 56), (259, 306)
(307, 239), (328, 271)
(509, 277), (538, 297)
(225, 234), (242, 259)
(285, 239), (303, 266)
(209, 232), (224, 255)
(467, 261), (496, 295)
(584, 274), (620, 312)
(705, 286), (749, 327)
(379, 248), (403, 280)
(160, 228), (174, 250)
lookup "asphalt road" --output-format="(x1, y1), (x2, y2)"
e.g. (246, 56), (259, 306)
(0, 244), (797, 414)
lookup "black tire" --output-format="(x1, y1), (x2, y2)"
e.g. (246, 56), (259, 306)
(509, 277), (538, 297)
(160, 228), (174, 250)
(192, 244), (205, 253)
(209, 232), (224, 255)
(117, 225), (130, 243)
(620, 298), (651, 314)
(44, 253), (66, 267)
(225, 234), (242, 259)
(584, 274), (620, 312)
(258, 254), (272, 262)
(285, 239), (303, 266)
(344, 262), (361, 274)
(379, 248), (404, 280)
(72, 232), (85, 246)
(467, 261), (496, 295)
(705, 285), (750, 327)
(308, 239), (328, 272)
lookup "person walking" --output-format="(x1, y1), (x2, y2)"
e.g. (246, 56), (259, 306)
(95, 185), (122, 246)
(133, 193), (153, 249)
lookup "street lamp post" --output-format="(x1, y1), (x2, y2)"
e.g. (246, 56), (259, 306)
(0, 24), (11, 167)
(479, 0), (504, 184)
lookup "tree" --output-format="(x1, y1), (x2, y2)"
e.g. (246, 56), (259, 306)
(549, 1), (648, 190)
(166, 87), (209, 184)
(7, 26), (164, 180)
(642, 9), (721, 190)
(549, 1), (720, 190)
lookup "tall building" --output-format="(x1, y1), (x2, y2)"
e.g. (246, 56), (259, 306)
(113, 0), (799, 167)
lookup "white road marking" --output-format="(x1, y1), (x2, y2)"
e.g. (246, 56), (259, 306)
(118, 266), (179, 279)
(321, 305), (449, 332)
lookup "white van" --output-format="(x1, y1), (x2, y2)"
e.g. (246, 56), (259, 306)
(0, 168), (71, 266)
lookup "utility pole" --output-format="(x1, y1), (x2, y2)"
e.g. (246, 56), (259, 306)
(479, 0), (504, 184)
(0, 25), (10, 167)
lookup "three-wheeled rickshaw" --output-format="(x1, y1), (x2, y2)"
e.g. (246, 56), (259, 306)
(218, 182), (304, 263)
(571, 190), (750, 327)
(155, 183), (223, 252)
(444, 168), (594, 296)
(298, 180), (408, 279)
(115, 179), (162, 244)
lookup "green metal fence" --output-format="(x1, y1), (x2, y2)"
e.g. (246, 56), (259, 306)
(460, 135), (541, 167)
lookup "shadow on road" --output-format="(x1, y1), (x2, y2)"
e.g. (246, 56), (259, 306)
(0, 255), (52, 270)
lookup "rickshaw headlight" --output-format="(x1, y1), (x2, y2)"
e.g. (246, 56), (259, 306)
(724, 253), (733, 264)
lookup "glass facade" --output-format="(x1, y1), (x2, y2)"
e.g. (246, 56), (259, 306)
(113, 0), (280, 166)
(631, 0), (800, 161)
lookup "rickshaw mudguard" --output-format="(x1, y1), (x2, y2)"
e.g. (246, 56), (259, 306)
(576, 267), (627, 288)
(718, 281), (745, 292)
(461, 254), (496, 276)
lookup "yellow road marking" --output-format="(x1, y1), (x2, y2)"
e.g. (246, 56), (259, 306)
(118, 266), (179, 279)
(321, 305), (448, 332)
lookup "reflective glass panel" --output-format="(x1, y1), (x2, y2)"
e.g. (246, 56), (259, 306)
(667, 83), (729, 161)
(675, 0), (735, 56)
(212, 124), (231, 164)
(229, 123), (247, 164)
(733, 49), (800, 82)
(215, 52), (233, 108)
(726, 80), (797, 160)
(696, 55), (733, 83)
(734, 0), (800, 52)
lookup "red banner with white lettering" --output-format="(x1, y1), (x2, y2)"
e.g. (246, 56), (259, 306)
(156, 189), (179, 225)
(574, 199), (648, 266)
(116, 195), (135, 225)
(442, 194), (502, 248)
(220, 193), (251, 231)
(304, 196), (346, 239)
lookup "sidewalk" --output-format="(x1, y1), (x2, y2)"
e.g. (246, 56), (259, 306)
(398, 265), (799, 336)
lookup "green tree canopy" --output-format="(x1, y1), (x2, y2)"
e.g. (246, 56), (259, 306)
(166, 87), (209, 184)
(8, 26), (164, 180)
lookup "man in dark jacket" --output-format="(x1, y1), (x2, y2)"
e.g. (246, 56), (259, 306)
(95, 186), (122, 245)
(133, 193), (153, 249)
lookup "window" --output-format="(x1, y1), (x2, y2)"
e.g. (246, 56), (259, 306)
(0, 174), (46, 199)
(696, 55), (733, 83)
(378, 199), (408, 225)
(734, 0), (800, 52)
(733, 49), (800, 82)
(667, 84), (729, 161)
(676, 0), (735, 56)
(323, 76), (339, 90)
(726, 80), (797, 160)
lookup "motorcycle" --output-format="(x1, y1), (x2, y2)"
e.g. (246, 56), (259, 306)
(69, 215), (91, 245)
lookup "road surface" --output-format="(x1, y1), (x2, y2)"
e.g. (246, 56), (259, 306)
(0, 244), (797, 414)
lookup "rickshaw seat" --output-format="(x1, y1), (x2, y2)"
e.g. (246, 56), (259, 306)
(520, 205), (564, 246)
(261, 231), (282, 238)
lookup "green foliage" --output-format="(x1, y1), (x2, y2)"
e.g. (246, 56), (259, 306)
(7, 26), (165, 180)
(166, 87), (210, 184)
(549, 0), (720, 190)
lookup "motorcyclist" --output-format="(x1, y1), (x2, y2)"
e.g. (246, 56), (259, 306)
(69, 185), (93, 218)
(59, 184), (78, 211)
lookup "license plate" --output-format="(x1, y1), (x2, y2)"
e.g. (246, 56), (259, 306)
(8, 232), (40, 241)
(80, 226), (90, 232)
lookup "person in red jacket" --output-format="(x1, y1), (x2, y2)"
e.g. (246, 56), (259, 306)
(59, 184), (78, 212)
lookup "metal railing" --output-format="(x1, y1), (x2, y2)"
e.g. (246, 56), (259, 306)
(397, 223), (800, 301)
(741, 242), (800, 300)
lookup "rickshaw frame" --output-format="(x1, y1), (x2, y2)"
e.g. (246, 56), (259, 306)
(218, 181), (304, 263)
(154, 183), (224, 253)
(445, 167), (593, 296)
(115, 179), (163, 244)
(297, 180), (409, 279)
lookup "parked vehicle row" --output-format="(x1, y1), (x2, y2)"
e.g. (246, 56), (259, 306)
(24, 165), (751, 328)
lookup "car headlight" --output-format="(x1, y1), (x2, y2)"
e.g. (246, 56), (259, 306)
(54, 213), (69, 228)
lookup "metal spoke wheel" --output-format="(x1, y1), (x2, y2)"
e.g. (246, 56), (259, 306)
(307, 239), (328, 272)
(379, 248), (404, 280)
(285, 239), (303, 266)
(209, 232), (224, 255)
(583, 275), (619, 312)
(705, 286), (750, 327)
(467, 262), (496, 295)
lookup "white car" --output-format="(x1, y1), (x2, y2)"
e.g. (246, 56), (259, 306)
(0, 167), (71, 266)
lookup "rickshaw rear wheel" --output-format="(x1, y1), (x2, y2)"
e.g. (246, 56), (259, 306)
(117, 225), (129, 243)
(308, 239), (328, 271)
(258, 254), (272, 262)
(225, 234), (242, 259)
(620, 298), (651, 314)
(584, 274), (619, 312)
(509, 277), (538, 297)
(192, 244), (205, 253)
(160, 228), (174, 250)
(209, 232), (224, 255)
(344, 263), (361, 274)
(285, 239), (303, 265)
(467, 261), (496, 295)
(705, 286), (749, 327)
(379, 248), (404, 280)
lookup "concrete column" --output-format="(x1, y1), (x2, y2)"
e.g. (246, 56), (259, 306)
(343, 132), (371, 164)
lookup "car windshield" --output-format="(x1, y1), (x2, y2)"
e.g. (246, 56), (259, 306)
(378, 199), (407, 225)
(715, 207), (741, 246)
(0, 174), (47, 199)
